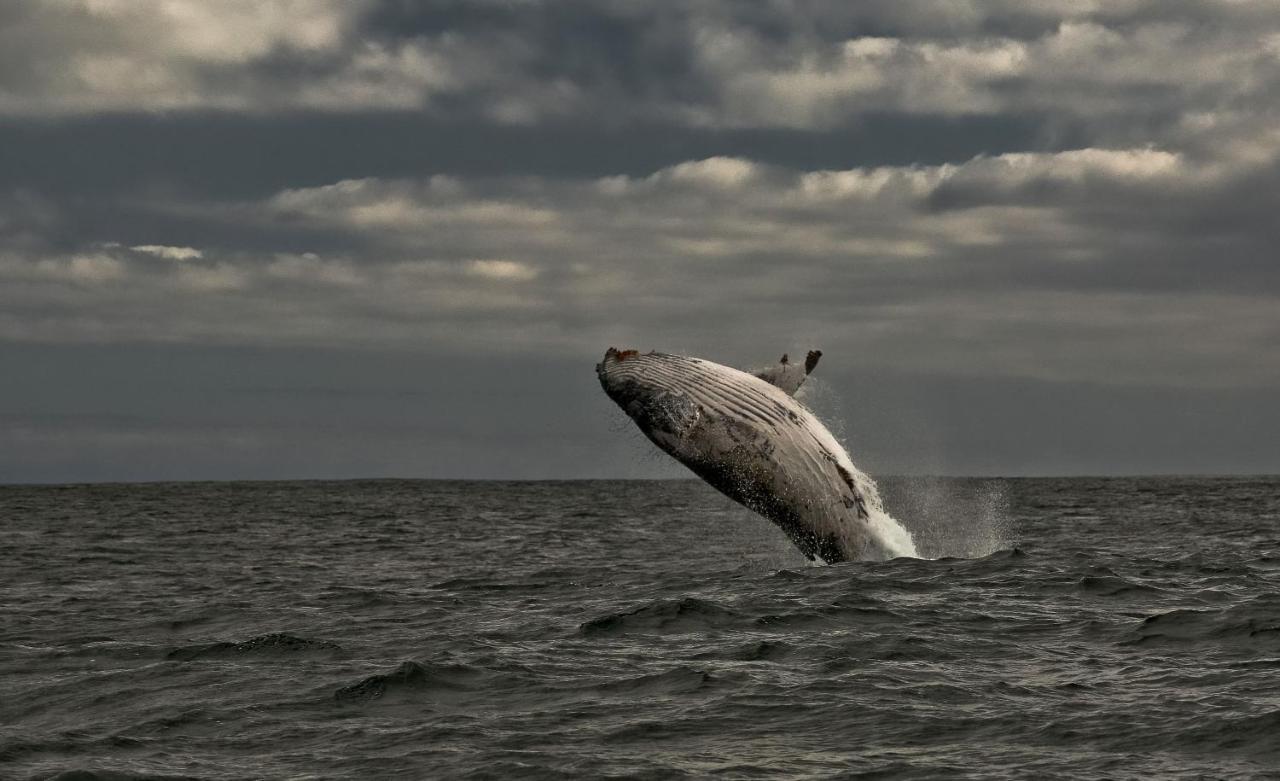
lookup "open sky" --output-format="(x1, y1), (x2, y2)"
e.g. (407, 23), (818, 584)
(2, 0), (1279, 482)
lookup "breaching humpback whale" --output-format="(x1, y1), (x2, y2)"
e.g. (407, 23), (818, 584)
(597, 348), (918, 563)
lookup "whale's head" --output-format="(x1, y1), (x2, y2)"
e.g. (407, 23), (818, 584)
(597, 348), (703, 453)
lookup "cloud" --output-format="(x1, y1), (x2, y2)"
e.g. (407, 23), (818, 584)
(173, 263), (249, 293)
(73, 0), (349, 62)
(2, 0), (1278, 155)
(0, 0), (468, 114)
(3, 135), (1278, 390)
(682, 16), (1280, 135)
(130, 244), (203, 261)
(655, 157), (763, 190)
(265, 253), (364, 287)
(34, 253), (128, 284)
(2, 2), (1279, 389)
(467, 259), (539, 282)
(3, 0), (1279, 479)
(255, 145), (1217, 268)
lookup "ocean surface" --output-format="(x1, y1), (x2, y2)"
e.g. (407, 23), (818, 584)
(1, 477), (1278, 780)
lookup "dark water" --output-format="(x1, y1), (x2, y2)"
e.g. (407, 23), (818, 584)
(2, 477), (1278, 780)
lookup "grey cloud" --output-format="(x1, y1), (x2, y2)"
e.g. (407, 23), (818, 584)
(676, 17), (1280, 138)
(3, 0), (1278, 149)
(4, 142), (1278, 390)
(3, 0), (1279, 481)
(0, 0), (477, 114)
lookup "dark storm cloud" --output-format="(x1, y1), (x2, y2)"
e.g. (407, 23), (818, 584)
(2, 0), (1280, 480)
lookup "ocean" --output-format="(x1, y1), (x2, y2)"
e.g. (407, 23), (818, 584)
(1, 477), (1277, 780)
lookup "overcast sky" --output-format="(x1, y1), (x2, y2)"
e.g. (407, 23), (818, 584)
(2, 0), (1279, 482)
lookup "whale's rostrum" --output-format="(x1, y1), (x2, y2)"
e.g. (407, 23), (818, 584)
(597, 348), (918, 563)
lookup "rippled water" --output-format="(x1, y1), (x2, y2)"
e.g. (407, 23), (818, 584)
(2, 477), (1278, 780)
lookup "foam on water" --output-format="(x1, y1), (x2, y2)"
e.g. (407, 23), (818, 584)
(791, 375), (921, 560)
(881, 476), (1014, 559)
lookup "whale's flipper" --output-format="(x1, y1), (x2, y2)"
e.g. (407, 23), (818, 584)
(754, 350), (822, 396)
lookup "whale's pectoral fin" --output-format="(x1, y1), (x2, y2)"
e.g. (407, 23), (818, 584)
(753, 349), (822, 396)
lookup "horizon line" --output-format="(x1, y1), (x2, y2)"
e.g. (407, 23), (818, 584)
(3, 473), (1278, 489)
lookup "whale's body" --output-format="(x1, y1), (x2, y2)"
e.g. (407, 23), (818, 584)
(597, 349), (917, 563)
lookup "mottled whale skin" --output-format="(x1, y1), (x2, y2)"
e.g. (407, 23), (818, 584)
(597, 348), (917, 563)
